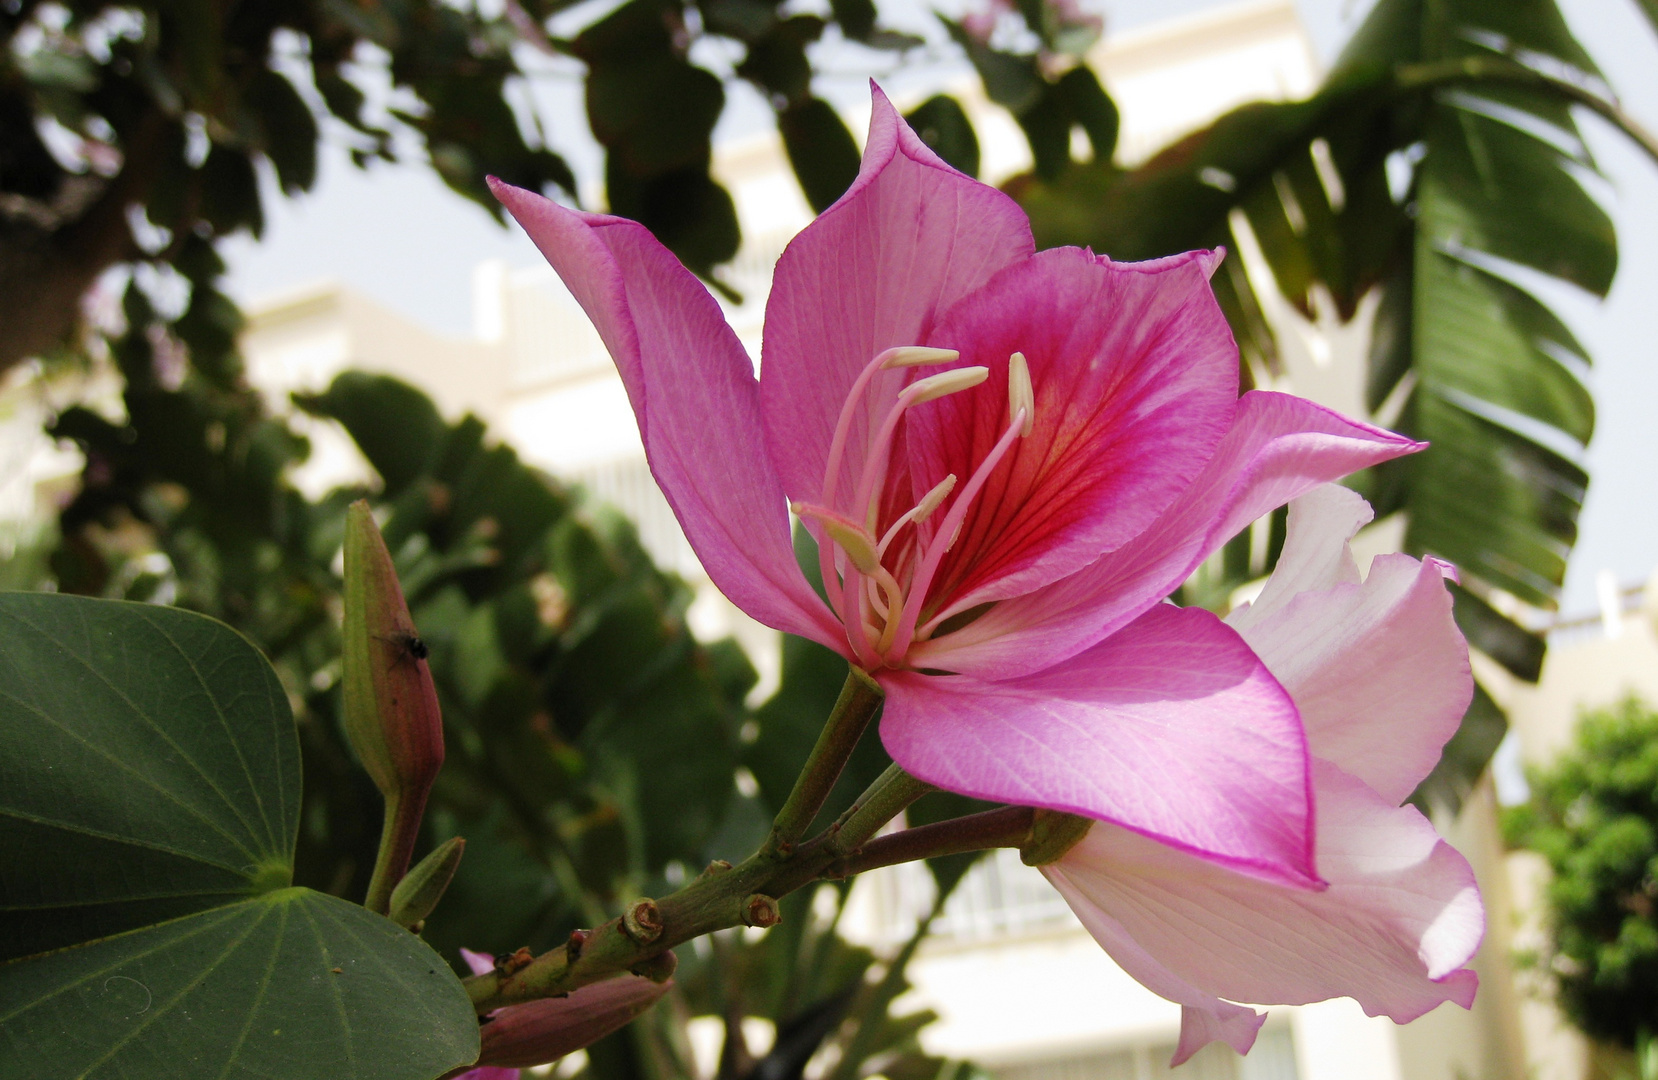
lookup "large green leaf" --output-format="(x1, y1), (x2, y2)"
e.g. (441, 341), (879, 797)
(0, 593), (480, 1078)
(0, 889), (477, 1080)
(0, 593), (298, 961)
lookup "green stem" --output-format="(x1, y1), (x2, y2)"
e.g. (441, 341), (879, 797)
(1394, 56), (1658, 169)
(825, 763), (935, 857)
(364, 790), (427, 916)
(761, 667), (884, 858)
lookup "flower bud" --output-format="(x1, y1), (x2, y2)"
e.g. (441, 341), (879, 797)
(474, 975), (672, 1069)
(389, 837), (466, 930)
(344, 500), (445, 914)
(343, 499), (445, 804)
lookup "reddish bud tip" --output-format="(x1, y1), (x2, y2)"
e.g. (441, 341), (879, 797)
(474, 976), (672, 1069)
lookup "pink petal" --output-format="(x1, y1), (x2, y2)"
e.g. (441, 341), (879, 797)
(914, 392), (1420, 680)
(1230, 500), (1472, 803)
(905, 248), (1237, 613)
(759, 85), (1034, 512)
(881, 603), (1318, 887)
(1228, 484), (1370, 624)
(490, 179), (841, 650)
(1036, 875), (1266, 1063)
(1042, 760), (1482, 1062)
(460, 947), (496, 977)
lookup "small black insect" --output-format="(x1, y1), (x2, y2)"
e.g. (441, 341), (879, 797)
(375, 629), (429, 665)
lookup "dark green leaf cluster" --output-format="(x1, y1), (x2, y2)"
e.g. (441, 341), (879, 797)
(1008, 0), (1631, 811)
(0, 0), (577, 374)
(0, 0), (955, 365)
(1504, 697), (1658, 1048)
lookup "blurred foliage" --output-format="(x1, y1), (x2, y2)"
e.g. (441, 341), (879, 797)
(1004, 0), (1649, 813)
(0, 0), (958, 366)
(1504, 697), (1658, 1050)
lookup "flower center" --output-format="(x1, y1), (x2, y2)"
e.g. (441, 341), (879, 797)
(792, 346), (1034, 670)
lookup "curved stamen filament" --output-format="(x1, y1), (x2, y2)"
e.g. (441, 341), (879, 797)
(886, 405), (1030, 664)
(813, 346), (959, 620)
(852, 367), (987, 532)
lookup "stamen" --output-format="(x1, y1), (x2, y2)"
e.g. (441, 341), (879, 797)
(851, 366), (988, 532)
(907, 366), (989, 405)
(884, 409), (1028, 664)
(1008, 352), (1034, 437)
(877, 474), (957, 555)
(795, 499), (906, 660)
(882, 346), (960, 369)
(912, 473), (958, 524)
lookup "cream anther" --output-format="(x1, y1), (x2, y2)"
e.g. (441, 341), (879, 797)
(913, 474), (957, 523)
(908, 366), (989, 405)
(881, 346), (961, 369)
(1008, 352), (1034, 437)
(876, 474), (958, 556)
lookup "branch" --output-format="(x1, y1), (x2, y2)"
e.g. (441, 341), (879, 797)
(830, 805), (1036, 876)
(761, 667), (884, 857)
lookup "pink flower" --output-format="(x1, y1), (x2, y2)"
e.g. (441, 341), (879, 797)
(449, 949), (671, 1078)
(1042, 485), (1484, 1064)
(488, 86), (1418, 890)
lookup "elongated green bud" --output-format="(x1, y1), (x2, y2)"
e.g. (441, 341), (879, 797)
(344, 500), (445, 913)
(389, 837), (465, 930)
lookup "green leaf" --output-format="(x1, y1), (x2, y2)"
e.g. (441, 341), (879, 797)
(738, 17), (824, 102)
(0, 889), (478, 1080)
(0, 594), (298, 961)
(199, 145), (264, 239)
(1638, 0), (1658, 37)
(1412, 682), (1507, 813)
(244, 70), (320, 195)
(903, 96), (980, 178)
(828, 0), (876, 41)
(295, 372), (447, 498)
(1054, 66), (1117, 162)
(0, 593), (481, 1078)
(1418, 103), (1615, 296)
(942, 19), (1044, 114)
(780, 97), (861, 214)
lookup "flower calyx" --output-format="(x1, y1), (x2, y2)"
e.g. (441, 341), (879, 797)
(1018, 808), (1094, 866)
(388, 836), (466, 931)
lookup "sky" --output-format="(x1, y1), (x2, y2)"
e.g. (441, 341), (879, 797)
(221, 0), (1658, 618)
